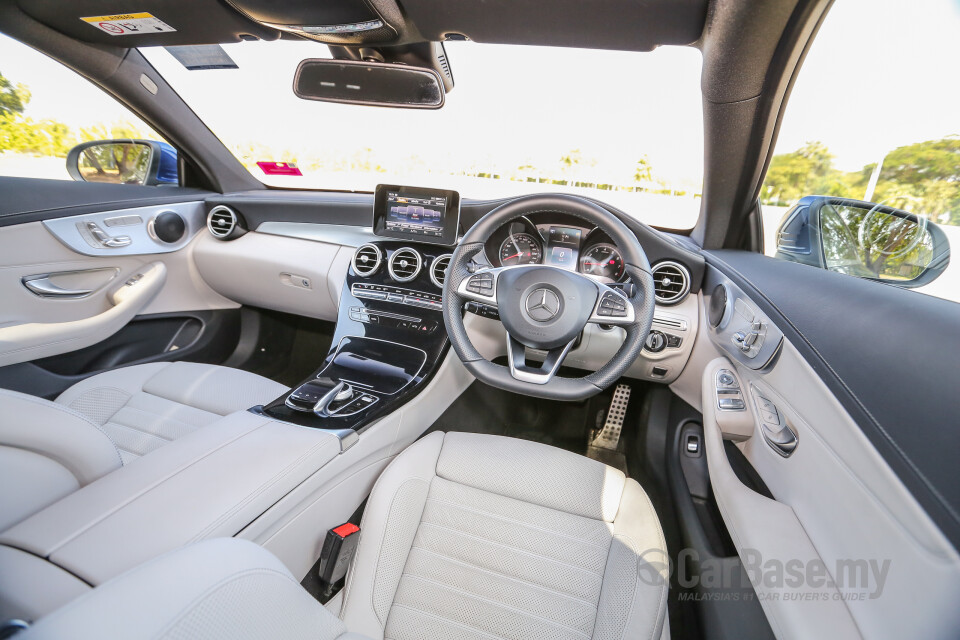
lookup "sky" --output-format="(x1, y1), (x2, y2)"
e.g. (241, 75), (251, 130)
(1, 0), (959, 183)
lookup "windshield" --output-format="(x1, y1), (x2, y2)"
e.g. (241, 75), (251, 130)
(141, 41), (704, 228)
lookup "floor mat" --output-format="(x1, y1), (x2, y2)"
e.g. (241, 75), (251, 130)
(427, 379), (621, 460)
(227, 308), (335, 388)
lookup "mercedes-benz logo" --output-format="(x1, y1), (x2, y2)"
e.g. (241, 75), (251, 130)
(525, 288), (561, 322)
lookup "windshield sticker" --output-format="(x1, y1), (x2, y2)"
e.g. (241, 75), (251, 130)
(80, 13), (176, 36)
(257, 162), (303, 177)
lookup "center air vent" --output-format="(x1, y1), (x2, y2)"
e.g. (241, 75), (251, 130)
(430, 254), (452, 288)
(652, 261), (690, 305)
(207, 205), (239, 240)
(388, 247), (422, 282)
(352, 244), (382, 276)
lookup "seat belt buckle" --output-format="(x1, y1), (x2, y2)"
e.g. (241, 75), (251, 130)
(318, 522), (361, 593)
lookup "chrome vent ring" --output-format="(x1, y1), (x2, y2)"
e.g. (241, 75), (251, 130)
(430, 254), (452, 288)
(352, 244), (382, 276)
(207, 205), (237, 239)
(651, 261), (690, 304)
(388, 247), (423, 282)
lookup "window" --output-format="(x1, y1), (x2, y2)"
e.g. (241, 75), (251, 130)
(762, 0), (959, 303)
(140, 40), (704, 229)
(0, 34), (169, 185)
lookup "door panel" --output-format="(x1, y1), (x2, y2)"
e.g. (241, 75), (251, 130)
(0, 261), (167, 366)
(0, 310), (241, 400)
(0, 178), (238, 368)
(704, 249), (960, 546)
(674, 255), (960, 638)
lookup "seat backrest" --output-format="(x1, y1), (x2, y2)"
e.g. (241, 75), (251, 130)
(338, 431), (669, 640)
(0, 389), (122, 532)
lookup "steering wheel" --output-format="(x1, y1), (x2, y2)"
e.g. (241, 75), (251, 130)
(442, 194), (656, 401)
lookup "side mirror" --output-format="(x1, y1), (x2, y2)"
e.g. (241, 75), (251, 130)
(774, 195), (950, 288)
(66, 140), (179, 186)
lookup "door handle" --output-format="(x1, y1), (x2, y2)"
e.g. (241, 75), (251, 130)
(760, 421), (798, 457)
(21, 275), (95, 298)
(21, 267), (119, 299)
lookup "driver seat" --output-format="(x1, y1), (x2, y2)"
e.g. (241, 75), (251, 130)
(18, 431), (670, 640)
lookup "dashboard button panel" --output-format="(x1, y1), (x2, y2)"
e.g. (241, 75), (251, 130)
(352, 283), (442, 310)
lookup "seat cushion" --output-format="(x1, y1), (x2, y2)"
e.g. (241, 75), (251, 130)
(56, 362), (289, 463)
(339, 432), (669, 640)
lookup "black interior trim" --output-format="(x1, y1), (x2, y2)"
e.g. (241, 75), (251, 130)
(705, 250), (960, 550)
(694, 0), (834, 249)
(0, 177), (212, 227)
(0, 310), (240, 399)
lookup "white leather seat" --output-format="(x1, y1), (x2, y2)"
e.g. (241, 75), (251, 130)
(0, 390), (122, 532)
(0, 362), (287, 531)
(339, 431), (670, 640)
(17, 538), (356, 640)
(54, 361), (289, 464)
(16, 432), (670, 640)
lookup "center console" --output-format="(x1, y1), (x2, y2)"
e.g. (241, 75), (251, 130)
(256, 184), (458, 441)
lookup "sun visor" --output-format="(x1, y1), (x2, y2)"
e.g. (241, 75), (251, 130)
(16, 0), (280, 46)
(400, 0), (709, 51)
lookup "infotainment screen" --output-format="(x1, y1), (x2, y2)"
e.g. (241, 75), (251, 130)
(373, 184), (460, 245)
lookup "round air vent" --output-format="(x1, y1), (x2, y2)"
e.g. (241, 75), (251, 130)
(652, 261), (690, 305)
(430, 254), (452, 288)
(207, 205), (239, 239)
(388, 247), (422, 282)
(352, 244), (382, 276)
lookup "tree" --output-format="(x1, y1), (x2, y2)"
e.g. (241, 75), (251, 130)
(0, 72), (30, 116)
(761, 141), (847, 205)
(880, 137), (960, 184)
(633, 157), (653, 184)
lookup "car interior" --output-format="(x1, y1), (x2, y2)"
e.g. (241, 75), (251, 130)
(0, 0), (959, 639)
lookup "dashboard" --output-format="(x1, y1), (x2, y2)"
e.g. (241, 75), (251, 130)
(483, 213), (626, 283)
(197, 185), (706, 383)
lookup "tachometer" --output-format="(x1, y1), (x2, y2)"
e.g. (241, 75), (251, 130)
(499, 233), (542, 266)
(579, 243), (624, 280)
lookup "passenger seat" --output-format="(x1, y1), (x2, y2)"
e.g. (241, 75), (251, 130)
(0, 362), (287, 530)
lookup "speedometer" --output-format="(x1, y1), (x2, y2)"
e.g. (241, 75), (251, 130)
(499, 233), (542, 266)
(579, 243), (624, 280)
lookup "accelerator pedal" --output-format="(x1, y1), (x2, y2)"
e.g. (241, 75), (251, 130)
(586, 384), (631, 473)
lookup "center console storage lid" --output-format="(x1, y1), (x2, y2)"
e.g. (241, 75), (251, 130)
(0, 411), (341, 586)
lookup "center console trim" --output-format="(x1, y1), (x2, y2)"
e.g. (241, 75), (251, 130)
(319, 335), (428, 396)
(248, 405), (359, 452)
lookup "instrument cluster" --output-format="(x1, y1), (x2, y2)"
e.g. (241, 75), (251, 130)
(485, 215), (626, 283)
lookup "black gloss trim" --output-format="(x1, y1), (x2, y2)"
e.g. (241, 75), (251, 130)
(705, 249), (960, 551)
(0, 177), (212, 227)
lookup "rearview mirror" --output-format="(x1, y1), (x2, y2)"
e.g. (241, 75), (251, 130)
(66, 140), (179, 186)
(293, 59), (445, 109)
(775, 195), (950, 288)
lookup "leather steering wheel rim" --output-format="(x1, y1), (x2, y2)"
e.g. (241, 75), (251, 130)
(442, 194), (656, 401)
